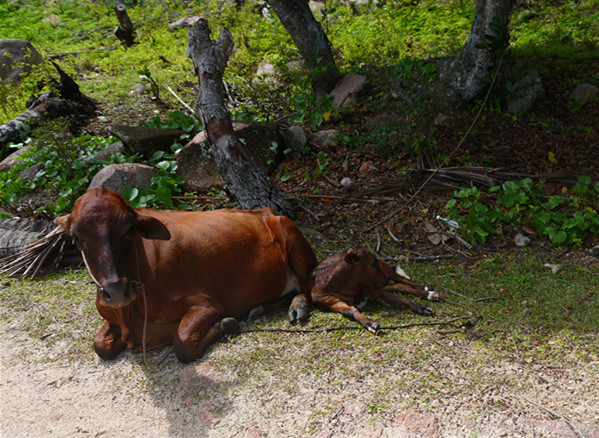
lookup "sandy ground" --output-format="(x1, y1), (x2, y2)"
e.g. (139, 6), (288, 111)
(2, 316), (599, 438)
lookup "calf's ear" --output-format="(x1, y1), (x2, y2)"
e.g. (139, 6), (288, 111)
(135, 214), (171, 240)
(344, 252), (360, 265)
(55, 215), (71, 233)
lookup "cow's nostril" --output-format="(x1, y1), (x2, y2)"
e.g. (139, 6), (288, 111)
(101, 288), (111, 301)
(123, 286), (131, 299)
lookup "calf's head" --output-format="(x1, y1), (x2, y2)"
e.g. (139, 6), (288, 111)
(56, 187), (170, 307)
(343, 248), (389, 289)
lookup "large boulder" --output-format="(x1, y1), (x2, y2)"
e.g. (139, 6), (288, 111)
(568, 83), (598, 105)
(0, 143), (34, 172)
(107, 125), (186, 159)
(506, 67), (544, 114)
(176, 122), (287, 192)
(0, 39), (44, 85)
(88, 163), (157, 194)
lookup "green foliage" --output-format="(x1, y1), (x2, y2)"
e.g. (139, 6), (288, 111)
(146, 110), (202, 133)
(121, 143), (190, 210)
(0, 126), (125, 214)
(444, 177), (599, 246)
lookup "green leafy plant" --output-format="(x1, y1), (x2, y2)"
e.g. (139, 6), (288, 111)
(444, 176), (599, 246)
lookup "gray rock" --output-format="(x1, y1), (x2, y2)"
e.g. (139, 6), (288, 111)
(130, 83), (147, 94)
(340, 177), (353, 188)
(330, 73), (367, 108)
(176, 122), (286, 192)
(88, 163), (157, 194)
(0, 39), (44, 85)
(0, 144), (34, 173)
(514, 233), (530, 247)
(168, 16), (201, 30)
(280, 125), (306, 155)
(568, 83), (598, 104)
(88, 141), (126, 163)
(312, 129), (340, 148)
(17, 162), (45, 181)
(507, 68), (544, 114)
(107, 125), (185, 159)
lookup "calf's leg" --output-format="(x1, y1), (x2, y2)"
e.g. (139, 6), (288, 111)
(375, 289), (433, 316)
(315, 296), (381, 334)
(94, 321), (127, 360)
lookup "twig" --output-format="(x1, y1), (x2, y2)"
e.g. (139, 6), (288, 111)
(165, 84), (195, 114)
(438, 286), (504, 302)
(441, 231), (473, 249)
(407, 254), (454, 262)
(519, 393), (587, 438)
(386, 223), (401, 243)
(285, 193), (381, 203)
(375, 231), (381, 252)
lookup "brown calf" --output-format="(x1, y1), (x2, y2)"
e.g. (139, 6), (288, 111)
(310, 248), (439, 334)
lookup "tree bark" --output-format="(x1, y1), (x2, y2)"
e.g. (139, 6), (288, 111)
(266, 0), (340, 97)
(186, 18), (293, 217)
(442, 0), (514, 104)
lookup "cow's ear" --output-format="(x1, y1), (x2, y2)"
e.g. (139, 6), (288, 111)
(55, 215), (71, 233)
(135, 214), (171, 240)
(344, 252), (360, 265)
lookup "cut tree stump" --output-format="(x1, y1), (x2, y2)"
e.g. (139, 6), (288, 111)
(186, 18), (293, 217)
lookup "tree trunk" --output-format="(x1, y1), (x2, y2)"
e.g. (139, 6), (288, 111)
(186, 18), (293, 217)
(443, 0), (513, 104)
(266, 0), (340, 97)
(113, 0), (135, 47)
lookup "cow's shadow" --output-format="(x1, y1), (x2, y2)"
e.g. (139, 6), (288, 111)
(137, 339), (243, 437)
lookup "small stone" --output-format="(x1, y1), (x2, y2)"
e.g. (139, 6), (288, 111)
(130, 83), (147, 94)
(312, 129), (340, 148)
(358, 161), (378, 175)
(340, 177), (353, 188)
(514, 233), (530, 247)
(544, 263), (561, 274)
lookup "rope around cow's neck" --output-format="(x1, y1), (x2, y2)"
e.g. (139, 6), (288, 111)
(79, 239), (149, 368)
(131, 236), (149, 368)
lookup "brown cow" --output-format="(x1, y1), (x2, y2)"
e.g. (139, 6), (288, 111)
(310, 248), (439, 334)
(56, 187), (317, 363)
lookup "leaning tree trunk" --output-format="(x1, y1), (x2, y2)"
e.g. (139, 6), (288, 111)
(186, 19), (293, 217)
(443, 0), (513, 104)
(266, 0), (340, 97)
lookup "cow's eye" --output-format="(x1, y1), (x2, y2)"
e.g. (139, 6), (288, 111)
(369, 260), (377, 268)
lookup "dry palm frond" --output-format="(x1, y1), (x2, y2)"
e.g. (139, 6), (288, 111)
(0, 226), (70, 278)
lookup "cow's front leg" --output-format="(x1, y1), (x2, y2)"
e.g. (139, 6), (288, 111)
(375, 289), (434, 316)
(173, 304), (230, 363)
(94, 321), (127, 360)
(315, 296), (380, 334)
(288, 293), (310, 323)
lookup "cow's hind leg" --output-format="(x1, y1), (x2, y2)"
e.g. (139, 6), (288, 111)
(173, 304), (235, 363)
(94, 321), (127, 360)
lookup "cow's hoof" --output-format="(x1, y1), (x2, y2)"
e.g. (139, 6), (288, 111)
(248, 305), (266, 321)
(218, 317), (240, 334)
(424, 286), (440, 301)
(288, 305), (310, 323)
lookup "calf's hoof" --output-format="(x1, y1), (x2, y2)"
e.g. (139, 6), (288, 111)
(288, 305), (310, 323)
(420, 305), (434, 316)
(363, 321), (380, 335)
(423, 286), (440, 301)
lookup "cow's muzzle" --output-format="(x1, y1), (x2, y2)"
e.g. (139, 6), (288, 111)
(98, 281), (136, 307)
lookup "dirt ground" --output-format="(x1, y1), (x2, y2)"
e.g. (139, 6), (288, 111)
(2, 296), (598, 438)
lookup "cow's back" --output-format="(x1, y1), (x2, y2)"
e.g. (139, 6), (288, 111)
(136, 207), (302, 318)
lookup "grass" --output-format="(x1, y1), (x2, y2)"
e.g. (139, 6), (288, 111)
(1, 249), (596, 432)
(1, 0), (597, 124)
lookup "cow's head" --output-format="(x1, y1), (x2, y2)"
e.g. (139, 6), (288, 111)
(343, 248), (389, 289)
(56, 187), (170, 308)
